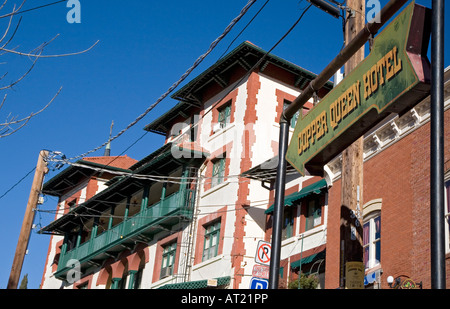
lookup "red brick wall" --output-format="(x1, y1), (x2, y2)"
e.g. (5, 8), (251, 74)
(325, 108), (450, 289)
(325, 178), (341, 289)
(232, 71), (261, 288)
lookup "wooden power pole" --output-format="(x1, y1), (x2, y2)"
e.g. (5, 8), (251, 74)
(7, 150), (49, 289)
(339, 0), (365, 289)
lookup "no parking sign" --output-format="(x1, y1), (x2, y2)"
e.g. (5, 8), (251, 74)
(255, 240), (271, 266)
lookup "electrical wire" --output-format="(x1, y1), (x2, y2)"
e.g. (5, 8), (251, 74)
(38, 4), (315, 233)
(0, 0), (67, 19)
(59, 0), (258, 162)
(0, 166), (35, 201)
(217, 0), (271, 60)
(44, 3), (313, 195)
(159, 2), (315, 155)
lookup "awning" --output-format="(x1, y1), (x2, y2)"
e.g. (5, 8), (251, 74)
(157, 276), (231, 289)
(265, 179), (328, 214)
(290, 251), (326, 269)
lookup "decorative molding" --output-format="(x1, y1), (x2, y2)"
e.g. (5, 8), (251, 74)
(325, 91), (449, 182)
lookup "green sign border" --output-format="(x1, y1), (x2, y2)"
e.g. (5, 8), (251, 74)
(286, 2), (431, 176)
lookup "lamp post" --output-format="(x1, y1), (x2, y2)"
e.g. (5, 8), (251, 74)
(387, 275), (423, 289)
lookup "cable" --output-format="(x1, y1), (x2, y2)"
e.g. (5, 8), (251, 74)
(40, 4), (314, 215)
(0, 0), (67, 19)
(45, 2), (312, 191)
(218, 0), (271, 60)
(0, 166), (36, 201)
(59, 0), (258, 162)
(168, 2), (314, 150)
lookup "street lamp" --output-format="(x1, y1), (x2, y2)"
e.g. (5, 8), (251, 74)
(387, 275), (423, 289)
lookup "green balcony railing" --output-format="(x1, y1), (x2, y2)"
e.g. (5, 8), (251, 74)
(55, 190), (193, 279)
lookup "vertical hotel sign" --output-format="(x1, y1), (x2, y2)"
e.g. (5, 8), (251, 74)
(286, 2), (431, 176)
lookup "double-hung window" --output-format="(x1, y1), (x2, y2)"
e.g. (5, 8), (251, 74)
(211, 156), (226, 188)
(282, 207), (295, 239)
(305, 199), (322, 232)
(363, 214), (381, 270)
(218, 102), (231, 129)
(445, 180), (450, 252)
(203, 221), (221, 261)
(161, 242), (177, 279)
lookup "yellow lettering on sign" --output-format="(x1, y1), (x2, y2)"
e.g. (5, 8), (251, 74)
(297, 110), (328, 155)
(329, 81), (361, 130)
(298, 45), (403, 157)
(364, 46), (402, 100)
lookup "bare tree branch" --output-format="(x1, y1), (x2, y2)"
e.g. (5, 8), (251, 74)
(0, 0), (26, 19)
(0, 1), (98, 138)
(0, 47), (40, 90)
(0, 86), (62, 138)
(0, 39), (100, 59)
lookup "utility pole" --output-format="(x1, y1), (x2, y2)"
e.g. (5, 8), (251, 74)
(271, 0), (407, 289)
(339, 0), (365, 289)
(7, 150), (49, 289)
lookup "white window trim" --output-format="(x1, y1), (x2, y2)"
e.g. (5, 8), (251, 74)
(444, 175), (450, 254)
(363, 199), (382, 271)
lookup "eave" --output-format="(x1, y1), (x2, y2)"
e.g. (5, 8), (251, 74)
(144, 41), (333, 135)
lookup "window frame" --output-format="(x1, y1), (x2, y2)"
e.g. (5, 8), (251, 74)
(305, 198), (322, 232)
(445, 180), (450, 253)
(217, 102), (232, 129)
(283, 100), (300, 129)
(282, 206), (296, 240)
(202, 220), (221, 262)
(160, 241), (177, 279)
(363, 212), (381, 270)
(211, 156), (226, 188)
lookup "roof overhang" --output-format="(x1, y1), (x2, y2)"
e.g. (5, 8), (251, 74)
(40, 142), (208, 235)
(144, 41), (334, 135)
(42, 160), (132, 197)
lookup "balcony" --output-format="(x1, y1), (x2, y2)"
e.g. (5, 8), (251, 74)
(54, 189), (194, 280)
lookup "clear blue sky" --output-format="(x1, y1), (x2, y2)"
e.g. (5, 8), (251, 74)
(0, 0), (447, 289)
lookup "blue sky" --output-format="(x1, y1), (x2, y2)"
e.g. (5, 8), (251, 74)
(0, 0), (447, 289)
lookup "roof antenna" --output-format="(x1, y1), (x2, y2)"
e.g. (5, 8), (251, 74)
(104, 120), (114, 156)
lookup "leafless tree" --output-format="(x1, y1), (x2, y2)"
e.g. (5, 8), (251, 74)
(0, 0), (98, 138)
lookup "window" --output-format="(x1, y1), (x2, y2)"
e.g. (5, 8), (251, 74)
(445, 181), (450, 252)
(283, 100), (300, 129)
(211, 156), (226, 188)
(363, 214), (381, 270)
(67, 198), (77, 211)
(305, 199), (322, 232)
(130, 268), (143, 289)
(76, 282), (88, 289)
(161, 242), (177, 279)
(203, 221), (221, 261)
(282, 207), (295, 239)
(218, 102), (231, 129)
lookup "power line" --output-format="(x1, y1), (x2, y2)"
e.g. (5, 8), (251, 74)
(0, 0), (67, 19)
(39, 3), (313, 219)
(169, 2), (314, 149)
(45, 2), (313, 186)
(59, 0), (258, 162)
(0, 166), (36, 201)
(218, 0), (271, 60)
